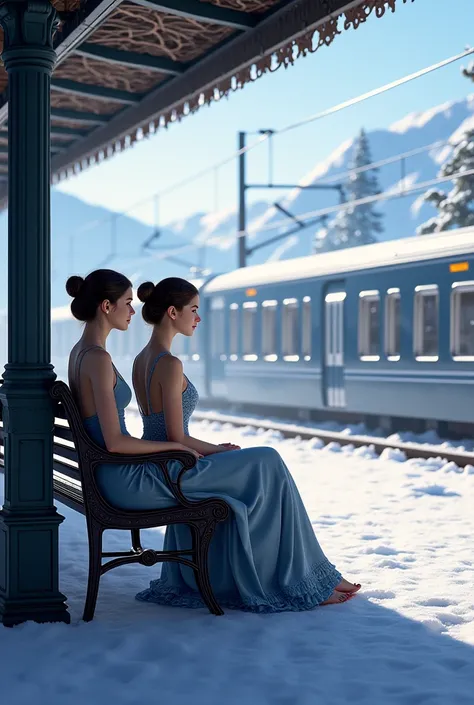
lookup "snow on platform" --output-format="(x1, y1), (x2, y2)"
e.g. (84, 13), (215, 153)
(0, 413), (473, 705)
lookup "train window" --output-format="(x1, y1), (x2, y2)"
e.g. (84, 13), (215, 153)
(282, 298), (299, 361)
(210, 297), (225, 360)
(451, 281), (474, 360)
(262, 300), (278, 361)
(359, 290), (380, 360)
(242, 301), (258, 361)
(302, 296), (311, 361)
(229, 303), (239, 360)
(385, 288), (400, 361)
(414, 285), (438, 361)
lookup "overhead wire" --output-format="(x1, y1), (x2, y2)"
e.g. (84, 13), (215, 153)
(121, 165), (474, 266)
(71, 47), (473, 238)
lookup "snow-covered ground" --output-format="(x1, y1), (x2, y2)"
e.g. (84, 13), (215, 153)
(1, 412), (473, 705)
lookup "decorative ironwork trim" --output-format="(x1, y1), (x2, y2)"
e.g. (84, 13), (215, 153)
(129, 0), (258, 30)
(75, 43), (185, 75)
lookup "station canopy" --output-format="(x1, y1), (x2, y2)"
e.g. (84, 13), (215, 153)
(0, 0), (413, 208)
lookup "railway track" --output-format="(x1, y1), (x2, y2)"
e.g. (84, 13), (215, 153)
(192, 410), (474, 469)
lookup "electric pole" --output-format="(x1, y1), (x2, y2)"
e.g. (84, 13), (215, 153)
(238, 131), (246, 268)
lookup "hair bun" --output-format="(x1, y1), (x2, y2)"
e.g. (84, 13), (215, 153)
(137, 281), (155, 302)
(66, 275), (85, 298)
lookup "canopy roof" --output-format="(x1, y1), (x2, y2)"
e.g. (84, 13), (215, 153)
(0, 0), (413, 207)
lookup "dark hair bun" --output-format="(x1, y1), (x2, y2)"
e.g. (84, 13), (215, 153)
(139, 277), (199, 325)
(66, 269), (132, 322)
(66, 275), (85, 298)
(137, 281), (155, 302)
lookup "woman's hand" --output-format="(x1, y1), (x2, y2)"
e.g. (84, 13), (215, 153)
(218, 442), (241, 451)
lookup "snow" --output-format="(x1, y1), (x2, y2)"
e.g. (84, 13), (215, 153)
(205, 225), (474, 292)
(389, 102), (455, 134)
(1, 410), (474, 704)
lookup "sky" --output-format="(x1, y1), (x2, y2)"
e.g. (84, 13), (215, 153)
(56, 0), (474, 227)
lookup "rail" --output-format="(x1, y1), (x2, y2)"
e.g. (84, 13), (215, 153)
(192, 410), (474, 469)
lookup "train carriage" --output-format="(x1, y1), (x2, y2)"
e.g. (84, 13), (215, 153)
(200, 226), (474, 433)
(2, 228), (474, 436)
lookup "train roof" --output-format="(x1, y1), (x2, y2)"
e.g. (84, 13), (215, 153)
(205, 227), (474, 293)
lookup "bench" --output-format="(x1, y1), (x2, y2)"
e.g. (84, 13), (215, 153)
(0, 380), (230, 621)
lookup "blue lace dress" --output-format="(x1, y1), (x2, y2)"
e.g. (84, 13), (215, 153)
(128, 351), (343, 613)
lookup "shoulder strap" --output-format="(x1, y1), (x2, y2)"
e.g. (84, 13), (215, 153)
(146, 351), (170, 414)
(71, 344), (105, 407)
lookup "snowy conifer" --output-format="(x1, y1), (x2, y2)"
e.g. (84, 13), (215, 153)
(462, 60), (474, 82)
(313, 129), (383, 252)
(417, 128), (474, 235)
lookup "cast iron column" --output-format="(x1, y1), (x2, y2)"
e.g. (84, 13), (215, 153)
(0, 0), (69, 626)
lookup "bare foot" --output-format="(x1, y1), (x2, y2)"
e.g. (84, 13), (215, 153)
(335, 578), (361, 594)
(320, 590), (352, 606)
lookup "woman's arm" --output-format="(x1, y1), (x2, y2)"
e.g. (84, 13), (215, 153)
(87, 350), (201, 458)
(160, 356), (239, 455)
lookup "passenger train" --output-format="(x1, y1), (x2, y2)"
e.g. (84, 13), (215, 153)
(1, 227), (474, 436)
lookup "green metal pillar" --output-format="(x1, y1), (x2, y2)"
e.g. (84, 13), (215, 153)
(0, 1), (69, 626)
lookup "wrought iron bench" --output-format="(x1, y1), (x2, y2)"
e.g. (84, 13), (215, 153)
(0, 380), (230, 621)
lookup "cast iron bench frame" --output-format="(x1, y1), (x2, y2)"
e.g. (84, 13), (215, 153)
(0, 381), (230, 621)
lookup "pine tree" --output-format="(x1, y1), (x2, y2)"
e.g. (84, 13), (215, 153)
(417, 128), (474, 235)
(313, 129), (383, 252)
(462, 60), (474, 82)
(418, 63), (474, 235)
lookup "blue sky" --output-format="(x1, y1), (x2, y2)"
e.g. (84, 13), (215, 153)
(57, 0), (474, 227)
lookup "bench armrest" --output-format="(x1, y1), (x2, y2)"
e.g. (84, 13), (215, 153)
(87, 448), (199, 508)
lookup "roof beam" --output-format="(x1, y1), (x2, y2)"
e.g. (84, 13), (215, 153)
(76, 43), (184, 75)
(51, 125), (91, 138)
(51, 108), (110, 126)
(129, 0), (257, 30)
(51, 79), (140, 105)
(0, 145), (65, 155)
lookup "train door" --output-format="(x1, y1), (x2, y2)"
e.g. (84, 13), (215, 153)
(323, 284), (346, 408)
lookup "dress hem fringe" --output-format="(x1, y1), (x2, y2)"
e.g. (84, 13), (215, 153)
(135, 558), (342, 613)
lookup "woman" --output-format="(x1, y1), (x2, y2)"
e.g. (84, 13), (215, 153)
(66, 269), (202, 513)
(132, 277), (361, 612)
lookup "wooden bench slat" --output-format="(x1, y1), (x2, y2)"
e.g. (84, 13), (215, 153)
(53, 459), (80, 482)
(52, 471), (85, 514)
(53, 424), (74, 443)
(53, 441), (79, 463)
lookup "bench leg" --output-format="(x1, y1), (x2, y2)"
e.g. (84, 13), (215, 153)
(83, 522), (103, 622)
(131, 528), (143, 553)
(192, 522), (224, 616)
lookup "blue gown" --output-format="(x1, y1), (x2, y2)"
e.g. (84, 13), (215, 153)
(82, 347), (342, 612)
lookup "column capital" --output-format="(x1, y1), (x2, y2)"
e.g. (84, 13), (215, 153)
(0, 1), (59, 60)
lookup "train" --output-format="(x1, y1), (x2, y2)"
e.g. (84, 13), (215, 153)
(1, 226), (474, 436)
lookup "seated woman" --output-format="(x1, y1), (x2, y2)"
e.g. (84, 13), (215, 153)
(66, 269), (202, 515)
(132, 277), (361, 612)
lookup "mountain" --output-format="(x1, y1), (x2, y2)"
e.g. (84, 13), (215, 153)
(245, 95), (474, 260)
(0, 94), (473, 309)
